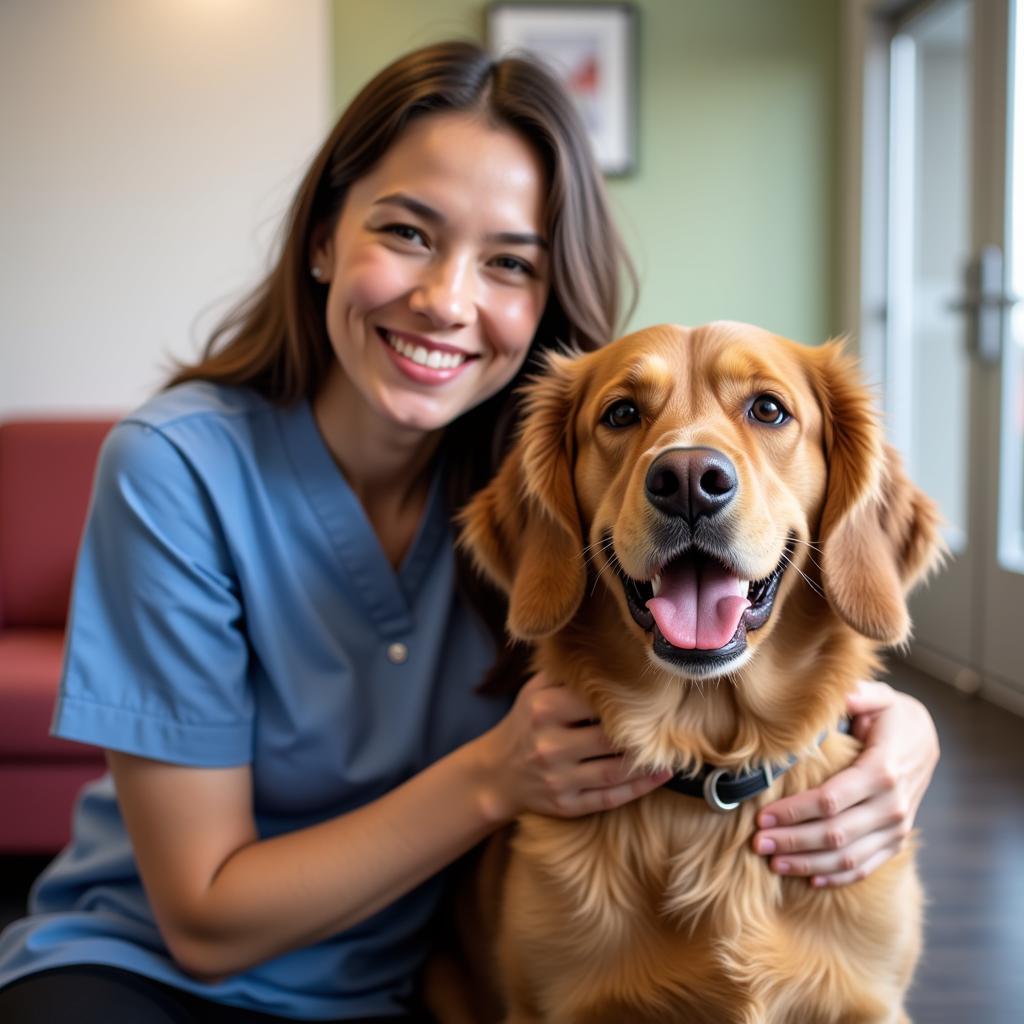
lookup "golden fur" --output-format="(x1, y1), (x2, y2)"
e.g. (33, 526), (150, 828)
(450, 323), (942, 1023)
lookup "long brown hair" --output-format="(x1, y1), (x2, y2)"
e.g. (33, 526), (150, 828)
(169, 40), (636, 682)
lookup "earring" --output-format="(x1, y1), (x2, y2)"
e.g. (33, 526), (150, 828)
(311, 265), (324, 280)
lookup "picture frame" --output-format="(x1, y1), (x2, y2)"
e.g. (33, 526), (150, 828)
(487, 3), (637, 176)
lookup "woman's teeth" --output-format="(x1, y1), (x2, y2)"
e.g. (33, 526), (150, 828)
(383, 331), (467, 369)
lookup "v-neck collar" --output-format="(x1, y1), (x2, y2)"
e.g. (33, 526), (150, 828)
(277, 398), (449, 638)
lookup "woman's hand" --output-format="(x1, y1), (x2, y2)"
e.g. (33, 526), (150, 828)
(751, 681), (939, 887)
(474, 672), (672, 824)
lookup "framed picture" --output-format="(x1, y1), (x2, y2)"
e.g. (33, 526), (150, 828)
(487, 3), (637, 176)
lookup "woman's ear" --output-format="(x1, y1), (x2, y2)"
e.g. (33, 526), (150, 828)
(458, 352), (587, 640)
(810, 342), (945, 645)
(309, 222), (335, 282)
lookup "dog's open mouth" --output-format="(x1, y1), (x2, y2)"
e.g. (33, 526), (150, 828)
(615, 536), (795, 669)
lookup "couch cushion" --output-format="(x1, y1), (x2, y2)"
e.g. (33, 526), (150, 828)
(0, 763), (107, 853)
(0, 629), (105, 761)
(0, 419), (115, 629)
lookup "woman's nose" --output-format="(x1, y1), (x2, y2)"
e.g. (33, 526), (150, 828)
(409, 255), (477, 328)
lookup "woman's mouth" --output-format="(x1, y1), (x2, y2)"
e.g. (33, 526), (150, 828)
(377, 328), (477, 383)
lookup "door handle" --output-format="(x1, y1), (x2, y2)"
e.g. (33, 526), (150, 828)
(949, 245), (1021, 364)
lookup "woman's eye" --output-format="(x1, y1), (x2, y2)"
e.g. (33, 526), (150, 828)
(602, 400), (640, 428)
(748, 394), (790, 425)
(491, 255), (532, 275)
(383, 224), (426, 245)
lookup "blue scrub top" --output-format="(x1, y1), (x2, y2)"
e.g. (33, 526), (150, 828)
(0, 382), (507, 1020)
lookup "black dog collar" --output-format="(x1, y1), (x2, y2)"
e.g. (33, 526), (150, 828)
(662, 718), (852, 812)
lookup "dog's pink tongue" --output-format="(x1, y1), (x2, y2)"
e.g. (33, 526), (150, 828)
(646, 558), (750, 650)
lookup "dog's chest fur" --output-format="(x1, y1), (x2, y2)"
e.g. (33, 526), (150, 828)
(495, 619), (918, 1024)
(504, 771), (918, 1024)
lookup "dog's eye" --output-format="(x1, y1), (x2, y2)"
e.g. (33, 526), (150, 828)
(749, 394), (790, 425)
(602, 400), (640, 428)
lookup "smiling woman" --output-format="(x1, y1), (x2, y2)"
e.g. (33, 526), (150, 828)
(310, 113), (551, 444)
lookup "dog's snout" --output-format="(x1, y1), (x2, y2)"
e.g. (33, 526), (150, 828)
(645, 447), (737, 522)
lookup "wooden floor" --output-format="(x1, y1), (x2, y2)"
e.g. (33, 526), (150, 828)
(1, 665), (1022, 1021)
(895, 664), (1024, 1023)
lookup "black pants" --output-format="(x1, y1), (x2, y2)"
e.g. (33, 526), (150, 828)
(0, 965), (430, 1024)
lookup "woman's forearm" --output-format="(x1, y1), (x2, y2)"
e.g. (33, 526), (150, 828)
(110, 734), (507, 980)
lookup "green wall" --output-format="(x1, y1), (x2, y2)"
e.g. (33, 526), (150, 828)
(330, 0), (839, 344)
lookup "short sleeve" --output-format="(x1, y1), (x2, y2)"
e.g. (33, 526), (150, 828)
(53, 419), (253, 766)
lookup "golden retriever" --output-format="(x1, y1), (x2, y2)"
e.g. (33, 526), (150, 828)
(449, 322), (942, 1024)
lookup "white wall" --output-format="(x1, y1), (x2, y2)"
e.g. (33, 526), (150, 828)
(0, 0), (331, 416)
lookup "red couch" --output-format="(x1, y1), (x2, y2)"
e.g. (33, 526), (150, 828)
(0, 418), (115, 853)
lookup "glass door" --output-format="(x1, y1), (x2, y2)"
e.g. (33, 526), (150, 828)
(882, 0), (1024, 702)
(983, 0), (1024, 689)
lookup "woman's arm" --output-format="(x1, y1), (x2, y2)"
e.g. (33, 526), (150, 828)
(751, 681), (939, 886)
(109, 672), (669, 980)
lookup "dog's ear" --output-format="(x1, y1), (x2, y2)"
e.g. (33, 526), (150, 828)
(810, 342), (944, 645)
(458, 353), (587, 640)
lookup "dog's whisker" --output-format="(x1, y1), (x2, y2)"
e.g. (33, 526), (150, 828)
(593, 549), (620, 584)
(788, 537), (825, 565)
(582, 537), (616, 571)
(582, 536), (615, 556)
(590, 546), (623, 596)
(787, 535), (824, 552)
(773, 534), (824, 557)
(780, 552), (826, 600)
(582, 536), (615, 565)
(791, 548), (824, 575)
(768, 534), (825, 575)
(788, 540), (826, 572)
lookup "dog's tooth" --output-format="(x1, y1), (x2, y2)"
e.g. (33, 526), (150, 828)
(741, 580), (751, 597)
(651, 573), (662, 597)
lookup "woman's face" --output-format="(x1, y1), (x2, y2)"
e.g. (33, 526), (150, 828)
(313, 112), (551, 436)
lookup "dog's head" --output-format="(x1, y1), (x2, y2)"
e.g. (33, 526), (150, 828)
(460, 322), (943, 683)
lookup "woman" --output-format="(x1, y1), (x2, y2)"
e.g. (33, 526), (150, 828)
(0, 40), (937, 1023)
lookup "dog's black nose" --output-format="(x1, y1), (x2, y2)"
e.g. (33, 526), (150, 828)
(645, 447), (738, 522)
